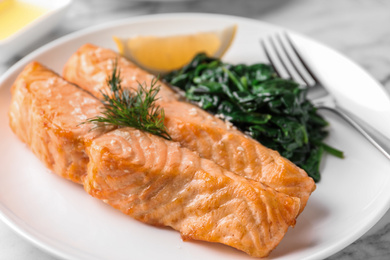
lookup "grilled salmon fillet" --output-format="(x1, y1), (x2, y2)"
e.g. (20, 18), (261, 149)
(8, 62), (106, 183)
(9, 62), (301, 257)
(63, 44), (316, 213)
(86, 128), (300, 257)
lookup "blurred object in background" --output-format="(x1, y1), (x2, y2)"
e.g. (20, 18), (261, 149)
(0, 0), (72, 63)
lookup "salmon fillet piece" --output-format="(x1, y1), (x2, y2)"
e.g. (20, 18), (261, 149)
(86, 128), (300, 257)
(8, 62), (105, 183)
(9, 62), (301, 257)
(63, 44), (316, 213)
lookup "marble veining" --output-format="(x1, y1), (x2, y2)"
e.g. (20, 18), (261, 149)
(328, 222), (390, 260)
(1, 0), (390, 259)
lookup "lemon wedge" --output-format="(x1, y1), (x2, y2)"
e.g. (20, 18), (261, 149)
(113, 25), (237, 73)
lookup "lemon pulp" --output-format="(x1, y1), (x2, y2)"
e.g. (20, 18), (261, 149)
(113, 25), (237, 73)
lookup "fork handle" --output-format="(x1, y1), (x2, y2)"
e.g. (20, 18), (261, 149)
(318, 106), (390, 160)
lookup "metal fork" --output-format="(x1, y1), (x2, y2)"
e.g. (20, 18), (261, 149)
(261, 32), (390, 160)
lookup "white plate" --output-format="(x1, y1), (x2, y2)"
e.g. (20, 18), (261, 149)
(1, 13), (390, 260)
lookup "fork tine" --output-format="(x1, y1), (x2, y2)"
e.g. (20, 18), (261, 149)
(260, 38), (283, 78)
(284, 32), (321, 85)
(275, 34), (312, 87)
(262, 34), (306, 84)
(268, 36), (295, 80)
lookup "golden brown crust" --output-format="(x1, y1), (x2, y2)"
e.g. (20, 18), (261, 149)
(63, 44), (316, 213)
(85, 128), (300, 257)
(8, 62), (103, 183)
(9, 61), (306, 257)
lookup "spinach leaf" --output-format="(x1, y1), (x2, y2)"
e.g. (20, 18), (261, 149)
(164, 53), (343, 182)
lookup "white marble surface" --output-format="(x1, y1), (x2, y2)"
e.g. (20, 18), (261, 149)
(1, 0), (390, 259)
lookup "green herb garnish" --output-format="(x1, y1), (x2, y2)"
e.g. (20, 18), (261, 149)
(84, 62), (171, 140)
(164, 53), (343, 182)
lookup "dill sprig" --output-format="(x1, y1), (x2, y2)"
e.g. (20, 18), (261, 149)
(83, 62), (171, 140)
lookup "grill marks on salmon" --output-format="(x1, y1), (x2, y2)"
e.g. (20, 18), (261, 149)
(63, 44), (315, 213)
(8, 62), (106, 183)
(85, 128), (300, 257)
(9, 62), (302, 257)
